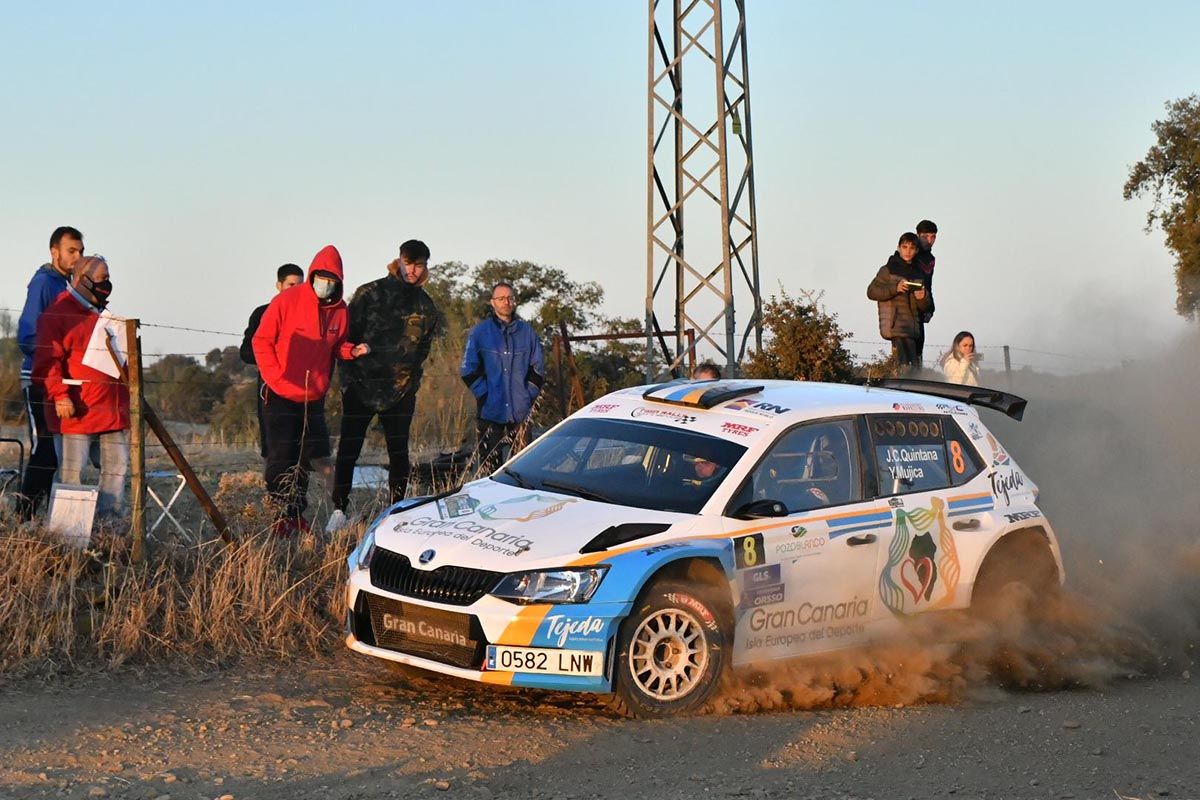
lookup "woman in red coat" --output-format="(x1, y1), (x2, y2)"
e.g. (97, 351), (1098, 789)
(32, 255), (130, 521)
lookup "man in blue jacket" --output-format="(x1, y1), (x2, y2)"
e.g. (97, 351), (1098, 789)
(14, 226), (84, 520)
(460, 281), (545, 473)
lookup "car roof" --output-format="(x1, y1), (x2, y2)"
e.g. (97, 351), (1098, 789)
(580, 379), (977, 444)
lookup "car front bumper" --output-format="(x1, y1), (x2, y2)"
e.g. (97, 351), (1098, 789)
(344, 568), (627, 692)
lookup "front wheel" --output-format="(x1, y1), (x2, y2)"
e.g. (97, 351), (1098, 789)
(610, 579), (729, 718)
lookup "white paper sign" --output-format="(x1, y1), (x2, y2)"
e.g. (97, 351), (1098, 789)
(47, 484), (99, 550)
(81, 311), (128, 379)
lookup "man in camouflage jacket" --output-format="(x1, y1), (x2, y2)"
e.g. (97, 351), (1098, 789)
(329, 240), (443, 526)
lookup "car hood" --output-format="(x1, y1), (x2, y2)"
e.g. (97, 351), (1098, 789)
(371, 478), (695, 572)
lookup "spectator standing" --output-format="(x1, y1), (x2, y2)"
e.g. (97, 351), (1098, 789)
(940, 330), (980, 386)
(867, 232), (931, 373)
(14, 226), (85, 520)
(914, 219), (938, 365)
(252, 245), (369, 536)
(328, 240), (442, 531)
(240, 263), (304, 457)
(460, 281), (545, 473)
(32, 255), (130, 521)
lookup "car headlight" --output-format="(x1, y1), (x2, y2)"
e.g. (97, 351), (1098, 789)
(491, 567), (608, 604)
(354, 529), (376, 571)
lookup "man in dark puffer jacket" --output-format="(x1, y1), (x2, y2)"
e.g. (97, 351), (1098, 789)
(867, 231), (932, 373)
(328, 240), (443, 530)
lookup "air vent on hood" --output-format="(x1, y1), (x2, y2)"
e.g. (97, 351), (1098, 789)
(579, 523), (672, 554)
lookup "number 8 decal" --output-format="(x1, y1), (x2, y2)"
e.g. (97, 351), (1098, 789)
(950, 440), (966, 475)
(734, 533), (765, 569)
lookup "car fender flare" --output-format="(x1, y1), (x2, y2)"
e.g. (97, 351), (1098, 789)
(968, 519), (1064, 598)
(589, 538), (737, 616)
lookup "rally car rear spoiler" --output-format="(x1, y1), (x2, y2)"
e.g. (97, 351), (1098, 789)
(863, 378), (1028, 421)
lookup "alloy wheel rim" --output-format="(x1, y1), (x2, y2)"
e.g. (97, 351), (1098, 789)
(628, 607), (709, 701)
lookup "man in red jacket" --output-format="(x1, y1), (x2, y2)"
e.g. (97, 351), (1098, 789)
(252, 245), (369, 535)
(32, 255), (130, 521)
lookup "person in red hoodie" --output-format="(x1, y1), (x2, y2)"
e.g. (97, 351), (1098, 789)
(252, 245), (369, 535)
(32, 254), (130, 521)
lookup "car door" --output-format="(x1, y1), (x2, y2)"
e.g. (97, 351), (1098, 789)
(721, 417), (880, 666)
(865, 412), (988, 636)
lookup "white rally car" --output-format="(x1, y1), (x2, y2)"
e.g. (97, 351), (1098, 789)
(345, 378), (1062, 717)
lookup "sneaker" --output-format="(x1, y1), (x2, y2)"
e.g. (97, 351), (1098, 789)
(325, 509), (350, 534)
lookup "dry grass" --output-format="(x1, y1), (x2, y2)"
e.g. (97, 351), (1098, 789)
(0, 474), (364, 680)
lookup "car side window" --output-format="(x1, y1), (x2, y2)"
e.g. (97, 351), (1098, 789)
(868, 415), (952, 496)
(742, 419), (862, 513)
(943, 417), (986, 487)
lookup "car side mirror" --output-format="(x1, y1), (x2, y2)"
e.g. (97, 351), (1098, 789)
(732, 499), (788, 520)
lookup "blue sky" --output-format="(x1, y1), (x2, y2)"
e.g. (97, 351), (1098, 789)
(2, 1), (1196, 372)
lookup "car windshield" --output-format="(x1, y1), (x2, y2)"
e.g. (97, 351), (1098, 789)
(494, 417), (747, 514)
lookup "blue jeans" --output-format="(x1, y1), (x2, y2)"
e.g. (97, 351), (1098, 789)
(55, 430), (130, 518)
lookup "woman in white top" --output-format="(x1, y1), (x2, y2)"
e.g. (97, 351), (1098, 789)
(940, 330), (980, 386)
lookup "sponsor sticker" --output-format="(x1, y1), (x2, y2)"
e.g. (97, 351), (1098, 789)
(1003, 510), (1042, 523)
(542, 614), (607, 647)
(381, 613), (469, 647)
(990, 468), (1026, 506)
(720, 421), (759, 437)
(742, 563), (781, 587)
(631, 407), (697, 425)
(724, 398), (792, 417)
(772, 534), (827, 558)
(892, 402), (925, 412)
(589, 403), (619, 414)
(740, 583), (786, 609)
(438, 493), (478, 519)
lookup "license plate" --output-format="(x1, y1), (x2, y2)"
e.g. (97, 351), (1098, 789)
(485, 645), (605, 676)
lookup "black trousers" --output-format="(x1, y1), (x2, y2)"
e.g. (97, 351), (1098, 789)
(332, 385), (417, 512)
(475, 419), (526, 475)
(16, 382), (59, 520)
(891, 337), (921, 373)
(262, 389), (327, 519)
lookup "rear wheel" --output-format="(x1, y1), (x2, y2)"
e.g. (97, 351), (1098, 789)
(970, 531), (1063, 687)
(610, 579), (729, 718)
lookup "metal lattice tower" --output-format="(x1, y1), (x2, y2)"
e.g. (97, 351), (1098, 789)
(645, 0), (762, 380)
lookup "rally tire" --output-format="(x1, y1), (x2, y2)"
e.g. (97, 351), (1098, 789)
(610, 579), (729, 718)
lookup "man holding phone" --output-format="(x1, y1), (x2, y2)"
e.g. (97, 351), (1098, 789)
(867, 231), (931, 373)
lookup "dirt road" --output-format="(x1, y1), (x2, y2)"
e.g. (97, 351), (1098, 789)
(1, 651), (1196, 800)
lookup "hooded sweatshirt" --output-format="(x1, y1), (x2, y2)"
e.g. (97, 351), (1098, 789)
(32, 287), (130, 435)
(17, 263), (71, 377)
(252, 245), (356, 403)
(866, 253), (932, 340)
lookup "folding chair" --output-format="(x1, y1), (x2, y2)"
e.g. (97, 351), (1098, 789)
(146, 470), (189, 539)
(0, 437), (26, 503)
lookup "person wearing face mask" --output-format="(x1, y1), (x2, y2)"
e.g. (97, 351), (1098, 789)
(252, 245), (369, 537)
(326, 239), (443, 532)
(14, 226), (85, 521)
(31, 255), (130, 522)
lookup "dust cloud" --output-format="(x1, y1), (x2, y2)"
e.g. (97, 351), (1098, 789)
(716, 330), (1200, 713)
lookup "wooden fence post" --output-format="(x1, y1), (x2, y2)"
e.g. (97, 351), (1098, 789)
(126, 318), (146, 563)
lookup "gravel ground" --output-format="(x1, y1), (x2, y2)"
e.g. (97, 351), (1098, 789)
(1, 651), (1196, 800)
